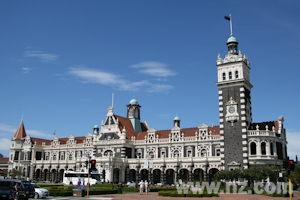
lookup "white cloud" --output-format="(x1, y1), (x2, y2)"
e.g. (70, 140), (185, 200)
(0, 124), (17, 134)
(286, 130), (300, 159)
(68, 67), (173, 93)
(24, 50), (58, 62)
(0, 124), (53, 140)
(22, 67), (30, 73)
(0, 138), (11, 151)
(130, 61), (176, 77)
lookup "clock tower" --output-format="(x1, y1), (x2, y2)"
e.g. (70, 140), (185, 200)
(216, 34), (253, 170)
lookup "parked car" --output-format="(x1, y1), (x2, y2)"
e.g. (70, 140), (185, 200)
(0, 180), (34, 200)
(30, 183), (49, 199)
(0, 189), (12, 200)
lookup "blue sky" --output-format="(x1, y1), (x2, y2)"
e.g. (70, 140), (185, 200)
(0, 0), (299, 159)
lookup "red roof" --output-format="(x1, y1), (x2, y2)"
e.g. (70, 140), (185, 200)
(30, 136), (87, 146)
(115, 115), (219, 140)
(249, 121), (279, 132)
(13, 120), (26, 140)
(0, 158), (9, 163)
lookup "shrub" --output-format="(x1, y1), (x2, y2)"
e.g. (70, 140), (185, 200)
(122, 187), (139, 192)
(186, 192), (202, 197)
(170, 192), (185, 197)
(158, 190), (174, 196)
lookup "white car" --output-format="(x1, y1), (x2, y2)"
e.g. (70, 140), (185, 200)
(31, 183), (49, 199)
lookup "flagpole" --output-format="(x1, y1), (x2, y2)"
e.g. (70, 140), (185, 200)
(230, 14), (233, 35)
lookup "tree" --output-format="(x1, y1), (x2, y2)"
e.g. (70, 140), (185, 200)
(0, 153), (3, 158)
(292, 163), (300, 185)
(9, 169), (23, 179)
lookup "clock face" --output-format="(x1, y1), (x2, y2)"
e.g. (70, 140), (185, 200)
(229, 106), (235, 114)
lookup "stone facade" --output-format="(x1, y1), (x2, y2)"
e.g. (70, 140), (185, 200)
(7, 34), (288, 184)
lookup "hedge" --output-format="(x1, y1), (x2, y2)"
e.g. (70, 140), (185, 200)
(158, 190), (175, 196)
(149, 188), (177, 192)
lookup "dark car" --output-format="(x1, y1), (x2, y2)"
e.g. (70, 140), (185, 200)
(0, 180), (34, 200)
(0, 190), (12, 200)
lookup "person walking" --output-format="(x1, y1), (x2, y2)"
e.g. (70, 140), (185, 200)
(144, 180), (149, 195)
(139, 180), (144, 195)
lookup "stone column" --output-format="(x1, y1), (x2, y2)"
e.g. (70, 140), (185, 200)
(266, 142), (270, 156)
(136, 167), (140, 182)
(125, 167), (129, 182)
(56, 167), (59, 182)
(175, 166), (178, 183)
(48, 167), (51, 182)
(257, 142), (261, 156)
(161, 167), (165, 184)
(189, 165), (193, 182)
(148, 169), (152, 183)
(40, 167), (43, 181)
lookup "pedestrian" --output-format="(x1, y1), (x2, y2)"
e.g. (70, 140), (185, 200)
(77, 179), (81, 186)
(144, 180), (149, 195)
(139, 180), (144, 195)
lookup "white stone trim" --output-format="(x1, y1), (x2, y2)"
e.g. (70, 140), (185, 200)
(240, 99), (245, 103)
(240, 87), (245, 92)
(219, 90), (223, 94)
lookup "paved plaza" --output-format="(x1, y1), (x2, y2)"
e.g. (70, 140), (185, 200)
(45, 192), (300, 200)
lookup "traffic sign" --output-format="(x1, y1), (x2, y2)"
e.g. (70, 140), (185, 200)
(82, 154), (89, 157)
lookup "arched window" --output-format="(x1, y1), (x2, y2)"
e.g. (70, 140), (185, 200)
(135, 109), (139, 118)
(261, 142), (266, 155)
(229, 71), (232, 79)
(200, 149), (207, 157)
(223, 73), (226, 80)
(149, 151), (154, 158)
(129, 108), (133, 118)
(174, 150), (180, 158)
(270, 143), (274, 155)
(235, 71), (238, 78)
(250, 142), (256, 155)
(104, 150), (113, 157)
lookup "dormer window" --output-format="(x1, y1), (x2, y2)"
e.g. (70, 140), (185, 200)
(235, 71), (239, 78)
(223, 73), (226, 80)
(229, 72), (232, 79)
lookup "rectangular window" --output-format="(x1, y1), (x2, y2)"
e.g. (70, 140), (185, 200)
(216, 149), (221, 156)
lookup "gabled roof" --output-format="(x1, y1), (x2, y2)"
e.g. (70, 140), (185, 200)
(249, 121), (279, 132)
(115, 115), (148, 140)
(13, 120), (26, 140)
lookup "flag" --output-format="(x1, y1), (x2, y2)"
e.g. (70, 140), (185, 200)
(224, 16), (231, 21)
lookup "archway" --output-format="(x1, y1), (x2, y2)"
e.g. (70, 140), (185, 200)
(179, 169), (189, 183)
(141, 169), (148, 181)
(43, 169), (48, 181)
(209, 168), (219, 182)
(129, 169), (136, 182)
(113, 168), (120, 183)
(153, 169), (161, 184)
(51, 169), (57, 182)
(102, 170), (106, 181)
(35, 169), (41, 181)
(59, 169), (64, 182)
(166, 169), (174, 185)
(194, 169), (204, 182)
